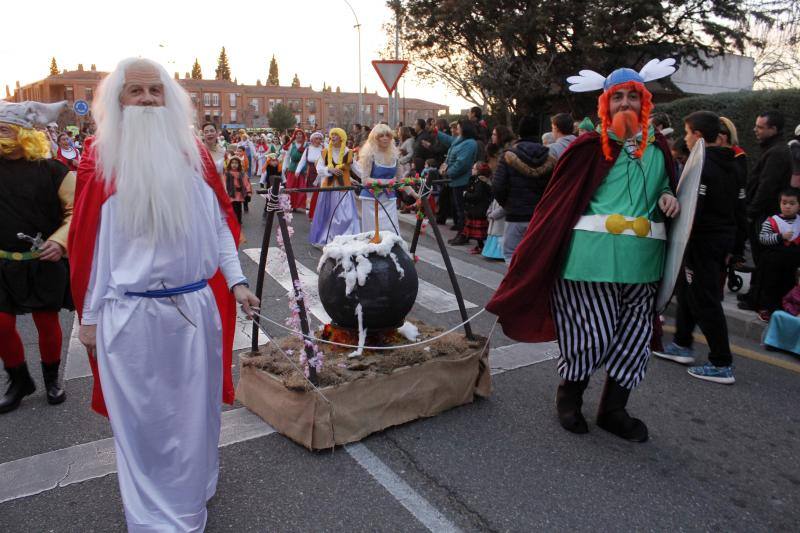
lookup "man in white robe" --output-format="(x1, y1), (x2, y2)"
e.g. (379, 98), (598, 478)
(70, 57), (259, 532)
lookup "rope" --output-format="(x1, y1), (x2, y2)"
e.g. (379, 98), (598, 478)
(252, 307), (487, 351)
(265, 189), (283, 212)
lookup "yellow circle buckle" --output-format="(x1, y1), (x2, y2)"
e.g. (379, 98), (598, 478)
(605, 215), (651, 238)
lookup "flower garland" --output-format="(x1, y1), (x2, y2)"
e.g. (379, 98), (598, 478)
(275, 192), (324, 377)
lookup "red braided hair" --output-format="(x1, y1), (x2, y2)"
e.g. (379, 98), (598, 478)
(597, 81), (653, 161)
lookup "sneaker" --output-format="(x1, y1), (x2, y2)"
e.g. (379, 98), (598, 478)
(687, 363), (735, 384)
(757, 310), (771, 322)
(653, 342), (695, 365)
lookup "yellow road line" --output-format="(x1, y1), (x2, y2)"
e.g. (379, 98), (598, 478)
(662, 325), (800, 374)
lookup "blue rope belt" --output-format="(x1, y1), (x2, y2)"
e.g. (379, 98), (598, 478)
(125, 280), (208, 298)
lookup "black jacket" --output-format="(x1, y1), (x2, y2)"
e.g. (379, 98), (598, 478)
(412, 129), (446, 171)
(746, 135), (792, 220)
(463, 175), (493, 219)
(491, 140), (554, 222)
(691, 146), (745, 248)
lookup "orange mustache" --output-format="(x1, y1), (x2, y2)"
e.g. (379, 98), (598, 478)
(611, 110), (640, 140)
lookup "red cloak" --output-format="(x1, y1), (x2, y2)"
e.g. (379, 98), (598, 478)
(486, 131), (675, 343)
(68, 137), (241, 417)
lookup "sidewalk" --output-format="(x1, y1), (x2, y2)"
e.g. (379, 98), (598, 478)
(398, 213), (768, 342)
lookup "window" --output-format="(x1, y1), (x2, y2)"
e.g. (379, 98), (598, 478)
(190, 92), (198, 102)
(84, 87), (93, 101)
(229, 93), (238, 107)
(203, 93), (211, 106)
(268, 98), (282, 111)
(376, 104), (386, 122)
(308, 114), (316, 126)
(212, 110), (220, 124)
(294, 114), (301, 126)
(287, 99), (301, 113)
(306, 99), (317, 113)
(204, 111), (212, 122)
(361, 104), (372, 121)
(249, 98), (260, 114)
(65, 86), (74, 101)
(230, 110), (238, 122)
(211, 93), (220, 107)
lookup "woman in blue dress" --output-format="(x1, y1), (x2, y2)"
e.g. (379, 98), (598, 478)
(308, 128), (361, 246)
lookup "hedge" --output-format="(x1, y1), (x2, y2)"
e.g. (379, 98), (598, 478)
(654, 89), (800, 162)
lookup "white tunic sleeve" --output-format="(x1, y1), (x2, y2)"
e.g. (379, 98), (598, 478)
(214, 203), (247, 289)
(296, 148), (309, 175)
(81, 236), (101, 325)
(316, 153), (331, 184)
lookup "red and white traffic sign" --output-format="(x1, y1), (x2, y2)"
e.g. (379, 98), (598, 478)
(371, 60), (409, 95)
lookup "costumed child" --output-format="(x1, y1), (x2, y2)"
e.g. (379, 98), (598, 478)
(234, 145), (252, 213)
(482, 200), (506, 261)
(420, 158), (441, 219)
(297, 131), (325, 219)
(308, 128), (361, 246)
(282, 129), (308, 211)
(753, 187), (800, 320)
(462, 162), (493, 254)
(224, 156), (252, 224)
(763, 268), (800, 355)
(0, 100), (72, 413)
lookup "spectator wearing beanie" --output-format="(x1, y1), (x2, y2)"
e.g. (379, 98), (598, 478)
(492, 114), (557, 263)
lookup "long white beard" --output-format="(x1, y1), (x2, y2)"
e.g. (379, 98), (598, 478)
(113, 106), (195, 243)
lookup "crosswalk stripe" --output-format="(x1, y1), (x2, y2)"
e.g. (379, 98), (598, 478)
(0, 408), (275, 504)
(243, 247), (476, 317)
(0, 339), (556, 505)
(64, 302), (267, 382)
(414, 244), (505, 291)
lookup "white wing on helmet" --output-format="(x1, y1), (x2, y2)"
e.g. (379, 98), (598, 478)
(638, 58), (677, 83)
(566, 70), (606, 93)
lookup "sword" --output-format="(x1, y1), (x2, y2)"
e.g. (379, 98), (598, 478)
(161, 281), (198, 328)
(17, 232), (44, 252)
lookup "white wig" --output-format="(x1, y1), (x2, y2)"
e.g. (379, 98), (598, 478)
(92, 57), (202, 184)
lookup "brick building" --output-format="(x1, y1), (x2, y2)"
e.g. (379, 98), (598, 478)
(8, 66), (447, 131)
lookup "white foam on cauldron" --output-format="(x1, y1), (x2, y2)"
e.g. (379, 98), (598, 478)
(349, 303), (367, 358)
(397, 321), (419, 342)
(318, 231), (409, 296)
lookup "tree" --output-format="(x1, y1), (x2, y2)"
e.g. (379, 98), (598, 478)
(215, 47), (232, 81)
(49, 57), (59, 76)
(191, 59), (203, 80)
(747, 11), (800, 88)
(392, 0), (799, 124)
(269, 103), (297, 131)
(291, 73), (301, 88)
(267, 55), (280, 86)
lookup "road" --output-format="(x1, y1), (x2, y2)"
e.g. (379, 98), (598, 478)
(1, 191), (799, 532)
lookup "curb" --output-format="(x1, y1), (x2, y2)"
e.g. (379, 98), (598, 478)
(664, 301), (766, 343)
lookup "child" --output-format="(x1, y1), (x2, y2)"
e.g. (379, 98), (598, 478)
(754, 187), (800, 320)
(235, 146), (252, 213)
(482, 200), (505, 260)
(763, 268), (800, 355)
(224, 157), (252, 224)
(452, 162), (493, 253)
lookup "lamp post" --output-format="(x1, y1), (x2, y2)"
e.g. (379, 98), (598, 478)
(343, 0), (363, 127)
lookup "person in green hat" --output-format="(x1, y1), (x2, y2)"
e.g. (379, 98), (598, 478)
(578, 117), (595, 135)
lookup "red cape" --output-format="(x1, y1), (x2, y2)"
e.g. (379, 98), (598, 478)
(68, 137), (241, 417)
(486, 131), (676, 343)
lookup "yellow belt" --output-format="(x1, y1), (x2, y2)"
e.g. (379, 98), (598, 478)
(573, 214), (666, 240)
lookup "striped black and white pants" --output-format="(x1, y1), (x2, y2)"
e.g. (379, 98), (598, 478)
(551, 279), (658, 390)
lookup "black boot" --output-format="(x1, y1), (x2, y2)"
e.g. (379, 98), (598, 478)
(555, 379), (590, 434)
(596, 377), (648, 442)
(41, 361), (66, 405)
(0, 363), (36, 414)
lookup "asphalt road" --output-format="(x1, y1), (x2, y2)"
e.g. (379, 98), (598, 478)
(1, 191), (799, 532)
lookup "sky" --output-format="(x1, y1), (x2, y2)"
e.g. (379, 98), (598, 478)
(1, 0), (474, 114)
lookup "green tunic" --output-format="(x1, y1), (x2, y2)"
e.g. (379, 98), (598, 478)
(561, 129), (671, 284)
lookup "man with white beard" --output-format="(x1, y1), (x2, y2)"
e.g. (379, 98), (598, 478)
(68, 58), (259, 532)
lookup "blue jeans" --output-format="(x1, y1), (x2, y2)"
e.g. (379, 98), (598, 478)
(502, 221), (528, 263)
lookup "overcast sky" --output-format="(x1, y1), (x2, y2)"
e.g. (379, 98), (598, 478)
(1, 0), (474, 113)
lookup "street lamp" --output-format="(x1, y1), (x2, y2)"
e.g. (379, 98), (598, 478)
(343, 0), (363, 126)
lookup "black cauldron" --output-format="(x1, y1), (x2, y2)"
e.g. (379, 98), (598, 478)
(318, 243), (418, 330)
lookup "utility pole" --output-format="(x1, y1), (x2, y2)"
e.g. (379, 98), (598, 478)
(344, 0), (363, 126)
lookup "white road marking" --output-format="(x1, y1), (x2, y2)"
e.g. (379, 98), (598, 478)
(346, 443), (463, 533)
(64, 315), (91, 380)
(0, 339), (555, 505)
(414, 244), (505, 291)
(0, 408), (275, 504)
(64, 306), (267, 382)
(244, 247), (476, 317)
(243, 248), (331, 323)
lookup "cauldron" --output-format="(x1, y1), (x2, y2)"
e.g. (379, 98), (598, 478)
(318, 243), (418, 330)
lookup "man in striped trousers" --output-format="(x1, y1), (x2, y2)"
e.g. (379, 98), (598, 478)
(488, 60), (680, 443)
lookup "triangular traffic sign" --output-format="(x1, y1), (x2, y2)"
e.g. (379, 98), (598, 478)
(371, 60), (409, 95)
